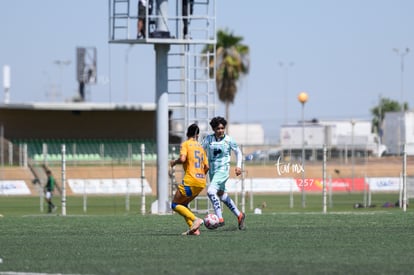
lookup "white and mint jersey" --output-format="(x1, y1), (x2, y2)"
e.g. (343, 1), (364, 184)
(202, 134), (242, 189)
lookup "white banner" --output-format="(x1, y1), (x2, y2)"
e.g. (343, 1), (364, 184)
(226, 178), (299, 193)
(0, 180), (31, 195)
(68, 178), (152, 194)
(366, 177), (400, 191)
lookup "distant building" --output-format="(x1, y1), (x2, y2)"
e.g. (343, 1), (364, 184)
(228, 124), (265, 145)
(383, 111), (414, 155)
(280, 119), (386, 160)
(0, 102), (156, 140)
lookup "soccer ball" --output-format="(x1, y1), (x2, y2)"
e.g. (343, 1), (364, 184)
(203, 213), (220, 230)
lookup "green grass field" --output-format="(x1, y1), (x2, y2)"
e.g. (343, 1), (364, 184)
(1, 194), (413, 274)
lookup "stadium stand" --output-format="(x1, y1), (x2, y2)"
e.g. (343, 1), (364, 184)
(11, 138), (158, 163)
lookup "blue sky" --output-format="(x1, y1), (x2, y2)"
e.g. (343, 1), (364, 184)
(1, 0), (413, 142)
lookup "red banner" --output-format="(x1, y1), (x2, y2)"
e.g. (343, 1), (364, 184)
(295, 178), (367, 192)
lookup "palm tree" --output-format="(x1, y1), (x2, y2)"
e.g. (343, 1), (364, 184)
(202, 29), (250, 123)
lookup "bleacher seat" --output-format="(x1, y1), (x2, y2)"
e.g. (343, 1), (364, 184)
(12, 138), (157, 164)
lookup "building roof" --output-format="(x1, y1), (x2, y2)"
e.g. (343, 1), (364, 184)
(0, 102), (156, 111)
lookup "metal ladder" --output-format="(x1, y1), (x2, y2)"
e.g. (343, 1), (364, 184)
(109, 0), (217, 139)
(166, 0), (217, 142)
(111, 0), (130, 40)
(168, 42), (216, 142)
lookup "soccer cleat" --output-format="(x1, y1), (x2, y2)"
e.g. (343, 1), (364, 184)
(218, 218), (225, 227)
(238, 212), (246, 230)
(190, 229), (200, 236)
(189, 218), (203, 234)
(181, 229), (201, 236)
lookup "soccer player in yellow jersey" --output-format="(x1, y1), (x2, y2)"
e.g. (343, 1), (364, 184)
(170, 123), (209, 236)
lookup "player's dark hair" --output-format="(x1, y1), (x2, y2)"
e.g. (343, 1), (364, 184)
(210, 116), (227, 130)
(186, 123), (200, 138)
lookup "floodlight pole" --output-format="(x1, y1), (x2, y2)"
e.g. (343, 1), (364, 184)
(393, 48), (410, 109)
(393, 48), (409, 155)
(54, 60), (71, 99)
(155, 0), (170, 214)
(155, 43), (170, 214)
(3, 65), (11, 104)
(298, 92), (308, 208)
(351, 119), (355, 192)
(301, 103), (306, 208)
(124, 45), (133, 102)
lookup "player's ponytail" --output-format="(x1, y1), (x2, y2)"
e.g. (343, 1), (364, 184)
(186, 123), (200, 138)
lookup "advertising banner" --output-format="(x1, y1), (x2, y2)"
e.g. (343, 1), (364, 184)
(0, 180), (31, 195)
(68, 178), (152, 194)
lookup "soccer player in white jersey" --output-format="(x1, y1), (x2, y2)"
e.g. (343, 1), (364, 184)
(202, 116), (246, 230)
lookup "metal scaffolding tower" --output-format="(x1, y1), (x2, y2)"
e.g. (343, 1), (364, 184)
(108, 0), (217, 213)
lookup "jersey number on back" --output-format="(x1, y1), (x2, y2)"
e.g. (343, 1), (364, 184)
(194, 150), (201, 168)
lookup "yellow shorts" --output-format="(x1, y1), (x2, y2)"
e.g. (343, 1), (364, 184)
(176, 183), (204, 204)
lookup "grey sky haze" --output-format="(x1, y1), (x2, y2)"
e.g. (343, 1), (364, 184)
(1, 0), (413, 142)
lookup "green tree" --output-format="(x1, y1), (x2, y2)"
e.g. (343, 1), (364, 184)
(370, 97), (408, 135)
(202, 29), (250, 123)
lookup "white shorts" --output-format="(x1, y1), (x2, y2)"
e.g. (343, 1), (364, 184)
(45, 191), (52, 200)
(208, 170), (229, 191)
